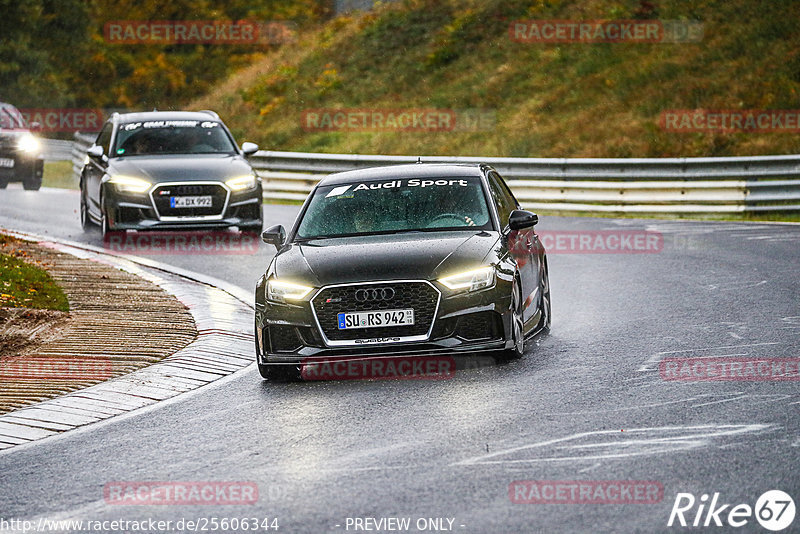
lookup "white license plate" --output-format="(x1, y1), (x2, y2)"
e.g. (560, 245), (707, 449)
(338, 309), (415, 330)
(0, 158), (14, 168)
(170, 195), (212, 208)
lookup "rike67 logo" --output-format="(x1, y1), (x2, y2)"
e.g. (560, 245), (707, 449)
(668, 490), (795, 531)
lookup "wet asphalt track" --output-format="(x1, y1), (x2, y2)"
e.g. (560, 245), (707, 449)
(0, 185), (799, 533)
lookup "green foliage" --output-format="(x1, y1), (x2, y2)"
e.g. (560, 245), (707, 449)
(0, 250), (69, 311)
(196, 0), (800, 158)
(0, 0), (90, 107)
(0, 0), (327, 112)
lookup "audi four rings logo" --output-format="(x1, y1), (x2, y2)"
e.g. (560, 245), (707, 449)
(354, 287), (395, 302)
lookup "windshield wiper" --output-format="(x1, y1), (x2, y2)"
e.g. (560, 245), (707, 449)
(294, 235), (341, 243)
(381, 227), (477, 234)
(296, 227), (479, 242)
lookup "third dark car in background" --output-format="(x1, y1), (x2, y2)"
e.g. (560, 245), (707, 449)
(0, 102), (44, 191)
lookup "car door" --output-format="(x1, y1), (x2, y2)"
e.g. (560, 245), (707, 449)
(487, 170), (540, 324)
(85, 121), (113, 217)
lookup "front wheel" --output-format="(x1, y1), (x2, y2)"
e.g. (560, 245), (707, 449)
(258, 363), (298, 382)
(80, 189), (93, 231)
(535, 260), (551, 335)
(22, 174), (41, 191)
(501, 279), (525, 360)
(256, 319), (298, 381)
(239, 219), (263, 236)
(99, 194), (121, 240)
(100, 205), (111, 238)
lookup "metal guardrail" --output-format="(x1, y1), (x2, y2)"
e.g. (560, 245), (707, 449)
(40, 139), (75, 162)
(73, 132), (800, 214)
(72, 133), (94, 181)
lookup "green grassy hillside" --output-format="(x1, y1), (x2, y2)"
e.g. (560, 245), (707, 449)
(192, 0), (800, 158)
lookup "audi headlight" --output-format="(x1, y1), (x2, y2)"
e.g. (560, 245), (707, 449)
(225, 174), (257, 191)
(18, 133), (40, 154)
(267, 279), (313, 303)
(439, 266), (495, 292)
(108, 175), (151, 194)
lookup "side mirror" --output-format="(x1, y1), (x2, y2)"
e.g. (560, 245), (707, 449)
(261, 224), (286, 249)
(29, 122), (42, 133)
(508, 209), (538, 231)
(241, 142), (259, 156)
(87, 145), (105, 159)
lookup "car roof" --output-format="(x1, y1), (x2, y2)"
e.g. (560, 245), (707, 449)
(0, 103), (27, 128)
(317, 163), (486, 186)
(116, 111), (220, 124)
(0, 102), (23, 115)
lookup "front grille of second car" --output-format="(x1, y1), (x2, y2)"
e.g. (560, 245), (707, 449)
(313, 282), (439, 342)
(151, 183), (227, 217)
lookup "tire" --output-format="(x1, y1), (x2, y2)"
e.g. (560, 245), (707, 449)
(535, 259), (551, 335)
(501, 278), (525, 360)
(0, 179), (7, 189)
(22, 174), (41, 191)
(240, 219), (263, 236)
(80, 188), (93, 231)
(100, 201), (124, 240)
(100, 204), (111, 239)
(255, 319), (298, 381)
(257, 363), (298, 382)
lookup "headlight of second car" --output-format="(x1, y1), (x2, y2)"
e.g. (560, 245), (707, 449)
(267, 279), (313, 303)
(225, 174), (258, 191)
(108, 175), (150, 194)
(439, 266), (495, 292)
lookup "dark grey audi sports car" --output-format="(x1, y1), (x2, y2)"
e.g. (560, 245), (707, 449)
(254, 163), (550, 380)
(79, 110), (263, 235)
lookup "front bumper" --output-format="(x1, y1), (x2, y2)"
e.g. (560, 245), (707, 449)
(0, 149), (43, 182)
(255, 278), (514, 366)
(104, 181), (262, 230)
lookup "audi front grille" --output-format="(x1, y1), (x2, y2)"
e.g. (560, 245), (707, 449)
(311, 281), (440, 344)
(150, 182), (229, 219)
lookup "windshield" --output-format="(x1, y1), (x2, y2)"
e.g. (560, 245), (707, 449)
(296, 175), (493, 239)
(112, 120), (236, 156)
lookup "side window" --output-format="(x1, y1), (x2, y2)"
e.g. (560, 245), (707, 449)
(487, 171), (518, 227)
(95, 122), (113, 155)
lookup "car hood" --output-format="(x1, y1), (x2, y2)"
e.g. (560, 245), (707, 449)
(107, 154), (252, 183)
(271, 231), (501, 287)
